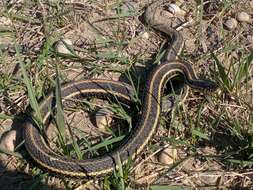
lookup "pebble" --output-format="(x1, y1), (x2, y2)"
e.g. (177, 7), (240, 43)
(95, 108), (113, 132)
(236, 12), (251, 22)
(0, 130), (17, 152)
(141, 32), (149, 39)
(55, 38), (74, 55)
(224, 18), (238, 30)
(168, 4), (186, 16)
(0, 16), (12, 26)
(0, 35), (14, 49)
(250, 1), (253, 9)
(247, 35), (253, 42)
(158, 146), (178, 165)
(161, 98), (173, 113)
(198, 172), (220, 185)
(184, 38), (196, 53)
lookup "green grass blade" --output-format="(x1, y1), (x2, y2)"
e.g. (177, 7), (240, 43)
(55, 65), (65, 139)
(54, 64), (69, 154)
(226, 159), (253, 167)
(115, 152), (125, 190)
(0, 113), (14, 120)
(191, 129), (210, 141)
(84, 135), (125, 153)
(15, 44), (43, 127)
(233, 52), (253, 88)
(66, 122), (82, 160)
(212, 52), (231, 91)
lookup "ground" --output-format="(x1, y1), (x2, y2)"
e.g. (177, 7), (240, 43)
(0, 0), (252, 189)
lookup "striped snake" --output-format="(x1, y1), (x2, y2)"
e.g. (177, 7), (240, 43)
(23, 0), (217, 177)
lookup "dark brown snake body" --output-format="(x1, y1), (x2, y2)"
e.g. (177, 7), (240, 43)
(23, 0), (216, 177)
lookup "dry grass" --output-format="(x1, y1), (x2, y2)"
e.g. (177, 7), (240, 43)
(0, 0), (252, 189)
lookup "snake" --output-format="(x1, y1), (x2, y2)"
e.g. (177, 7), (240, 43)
(23, 0), (217, 177)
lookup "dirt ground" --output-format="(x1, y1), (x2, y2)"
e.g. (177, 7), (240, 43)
(0, 0), (253, 189)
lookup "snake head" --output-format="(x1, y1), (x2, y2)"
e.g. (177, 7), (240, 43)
(188, 79), (218, 91)
(199, 80), (218, 91)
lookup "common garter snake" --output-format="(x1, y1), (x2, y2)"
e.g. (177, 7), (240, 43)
(23, 0), (217, 177)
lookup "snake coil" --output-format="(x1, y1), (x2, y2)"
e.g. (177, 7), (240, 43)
(23, 0), (216, 177)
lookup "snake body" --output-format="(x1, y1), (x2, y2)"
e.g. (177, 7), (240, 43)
(23, 1), (216, 177)
(144, 0), (184, 62)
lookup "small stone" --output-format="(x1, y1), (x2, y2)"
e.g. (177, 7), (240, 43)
(95, 108), (113, 132)
(0, 16), (12, 26)
(247, 35), (253, 42)
(236, 12), (251, 22)
(157, 146), (178, 165)
(0, 35), (14, 49)
(198, 172), (220, 185)
(0, 130), (17, 152)
(161, 98), (173, 113)
(55, 38), (74, 55)
(168, 4), (186, 16)
(168, 4), (181, 14)
(184, 38), (196, 53)
(141, 32), (149, 39)
(224, 18), (238, 30)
